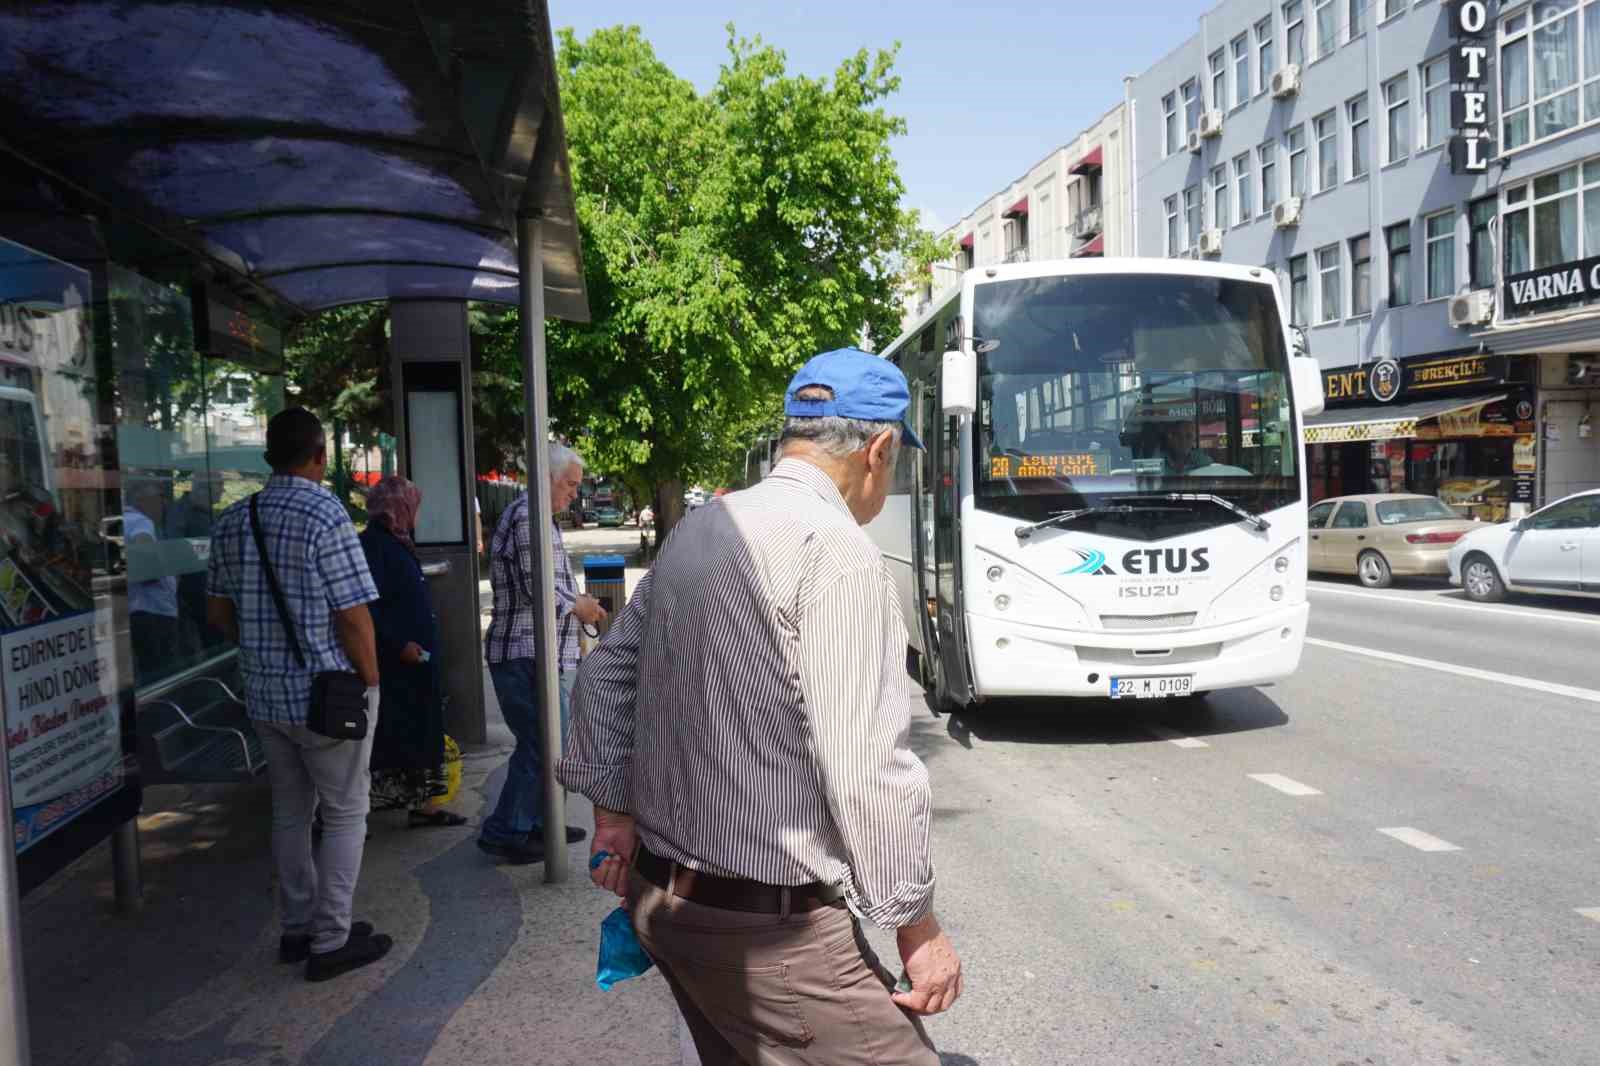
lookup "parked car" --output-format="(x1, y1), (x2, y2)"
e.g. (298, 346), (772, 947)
(1308, 494), (1481, 588)
(595, 506), (626, 528)
(1448, 488), (1600, 602)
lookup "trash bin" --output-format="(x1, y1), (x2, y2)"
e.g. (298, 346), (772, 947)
(581, 554), (627, 639)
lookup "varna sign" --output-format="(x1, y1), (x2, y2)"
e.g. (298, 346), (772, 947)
(1446, 0), (1495, 173)
(1503, 255), (1600, 315)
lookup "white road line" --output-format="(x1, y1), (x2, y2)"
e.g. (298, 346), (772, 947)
(1305, 637), (1600, 705)
(1308, 582), (1600, 628)
(1577, 907), (1600, 924)
(1145, 724), (1210, 748)
(1379, 827), (1462, 852)
(1248, 773), (1322, 796)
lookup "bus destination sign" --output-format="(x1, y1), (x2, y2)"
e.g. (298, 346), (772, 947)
(990, 453), (1104, 479)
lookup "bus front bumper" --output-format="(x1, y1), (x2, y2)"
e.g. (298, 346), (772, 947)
(964, 602), (1309, 700)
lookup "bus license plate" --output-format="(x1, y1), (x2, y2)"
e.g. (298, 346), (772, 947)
(1110, 675), (1193, 700)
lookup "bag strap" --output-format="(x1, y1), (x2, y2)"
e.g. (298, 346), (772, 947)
(250, 493), (308, 669)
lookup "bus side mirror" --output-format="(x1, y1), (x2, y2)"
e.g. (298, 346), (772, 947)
(1292, 356), (1325, 417)
(941, 349), (976, 416)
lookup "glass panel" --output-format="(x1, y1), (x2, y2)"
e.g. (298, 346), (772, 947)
(1535, 88), (1580, 137)
(1316, 0), (1337, 57)
(1504, 110), (1531, 150)
(1533, 11), (1579, 97)
(1428, 231), (1455, 300)
(1589, 82), (1600, 122)
(1587, 188), (1600, 257)
(1503, 207), (1532, 275)
(1535, 167), (1578, 197)
(1534, 194), (1578, 267)
(1503, 37), (1530, 110)
(1587, 160), (1600, 185)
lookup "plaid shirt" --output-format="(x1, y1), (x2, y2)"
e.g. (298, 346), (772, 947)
(484, 493), (579, 670)
(207, 475), (379, 725)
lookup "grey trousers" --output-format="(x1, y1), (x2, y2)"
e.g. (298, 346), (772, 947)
(257, 717), (376, 953)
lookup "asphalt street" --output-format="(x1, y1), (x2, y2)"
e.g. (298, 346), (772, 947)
(886, 579), (1600, 1066)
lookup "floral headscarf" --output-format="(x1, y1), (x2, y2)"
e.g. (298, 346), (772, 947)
(367, 476), (422, 549)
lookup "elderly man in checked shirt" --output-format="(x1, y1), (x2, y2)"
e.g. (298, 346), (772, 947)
(560, 349), (963, 1065)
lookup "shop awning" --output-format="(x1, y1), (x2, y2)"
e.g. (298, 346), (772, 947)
(1070, 146), (1104, 175)
(959, 233), (975, 249)
(1001, 196), (1028, 218)
(1303, 393), (1506, 444)
(1072, 234), (1105, 257)
(0, 0), (588, 321)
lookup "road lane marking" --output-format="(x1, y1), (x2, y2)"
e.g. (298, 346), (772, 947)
(1577, 908), (1600, 924)
(1305, 637), (1600, 705)
(1146, 725), (1209, 748)
(1248, 773), (1322, 796)
(1308, 583), (1600, 628)
(1379, 827), (1461, 852)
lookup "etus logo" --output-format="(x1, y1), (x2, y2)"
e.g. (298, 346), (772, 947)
(1060, 546), (1212, 577)
(1060, 547), (1116, 576)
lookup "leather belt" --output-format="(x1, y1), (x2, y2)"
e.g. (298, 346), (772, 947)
(634, 846), (843, 914)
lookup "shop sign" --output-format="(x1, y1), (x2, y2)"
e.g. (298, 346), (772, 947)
(1502, 254), (1600, 315)
(1406, 353), (1500, 391)
(1320, 353), (1508, 407)
(1369, 358), (1402, 402)
(1513, 475), (1536, 503)
(0, 238), (93, 376)
(1513, 434), (1537, 473)
(1446, 1), (1494, 173)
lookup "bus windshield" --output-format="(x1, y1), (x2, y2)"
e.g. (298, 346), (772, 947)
(975, 272), (1300, 535)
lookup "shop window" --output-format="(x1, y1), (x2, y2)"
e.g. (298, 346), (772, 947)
(1497, 0), (1600, 152)
(1407, 438), (1516, 523)
(1500, 161), (1600, 282)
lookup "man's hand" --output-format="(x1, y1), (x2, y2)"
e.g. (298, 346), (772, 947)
(400, 641), (425, 665)
(892, 912), (963, 1016)
(589, 806), (637, 898)
(574, 594), (610, 627)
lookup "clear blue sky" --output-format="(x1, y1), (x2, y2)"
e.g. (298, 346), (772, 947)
(549, 1), (1212, 233)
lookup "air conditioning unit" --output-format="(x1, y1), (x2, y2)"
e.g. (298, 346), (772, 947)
(1198, 229), (1224, 256)
(1568, 357), (1598, 385)
(1199, 109), (1224, 138)
(1186, 128), (1204, 154)
(1447, 290), (1494, 328)
(1271, 64), (1302, 99)
(1272, 197), (1302, 228)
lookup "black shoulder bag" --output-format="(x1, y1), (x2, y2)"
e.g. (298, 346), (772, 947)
(249, 494), (369, 740)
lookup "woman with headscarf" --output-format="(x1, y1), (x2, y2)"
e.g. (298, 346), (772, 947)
(360, 475), (465, 827)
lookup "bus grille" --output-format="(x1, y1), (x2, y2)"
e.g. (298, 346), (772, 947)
(1100, 612), (1197, 631)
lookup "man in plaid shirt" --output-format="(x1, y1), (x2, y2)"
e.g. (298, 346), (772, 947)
(207, 408), (390, 982)
(479, 442), (608, 864)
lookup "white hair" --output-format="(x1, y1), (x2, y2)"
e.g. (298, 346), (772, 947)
(549, 442), (583, 480)
(778, 385), (901, 460)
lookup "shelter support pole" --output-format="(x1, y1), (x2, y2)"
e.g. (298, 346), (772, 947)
(110, 817), (142, 915)
(0, 736), (30, 1065)
(518, 213), (568, 884)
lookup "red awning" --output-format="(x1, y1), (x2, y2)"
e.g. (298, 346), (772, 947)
(1070, 146), (1104, 175)
(1072, 234), (1105, 257)
(1002, 195), (1028, 218)
(959, 232), (974, 249)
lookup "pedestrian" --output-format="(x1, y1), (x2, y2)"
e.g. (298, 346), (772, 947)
(560, 348), (963, 1064)
(479, 442), (607, 864)
(205, 407), (392, 982)
(122, 475), (180, 686)
(359, 475), (465, 828)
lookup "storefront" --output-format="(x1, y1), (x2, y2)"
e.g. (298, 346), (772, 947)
(1304, 352), (1538, 522)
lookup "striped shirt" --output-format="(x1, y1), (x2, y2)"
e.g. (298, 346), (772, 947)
(207, 475), (379, 725)
(484, 493), (579, 670)
(558, 459), (934, 929)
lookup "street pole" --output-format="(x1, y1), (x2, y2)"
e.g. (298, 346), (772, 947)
(517, 212), (567, 883)
(0, 728), (31, 1065)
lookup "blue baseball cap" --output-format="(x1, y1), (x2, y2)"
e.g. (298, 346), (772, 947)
(784, 348), (924, 450)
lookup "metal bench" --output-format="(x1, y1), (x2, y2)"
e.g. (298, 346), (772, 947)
(137, 660), (266, 785)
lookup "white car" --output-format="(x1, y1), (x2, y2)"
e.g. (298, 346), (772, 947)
(1447, 488), (1600, 602)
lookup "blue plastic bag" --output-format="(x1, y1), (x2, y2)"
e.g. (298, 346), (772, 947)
(591, 851), (655, 990)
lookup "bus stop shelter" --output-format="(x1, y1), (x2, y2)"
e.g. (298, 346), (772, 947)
(0, 2), (589, 1060)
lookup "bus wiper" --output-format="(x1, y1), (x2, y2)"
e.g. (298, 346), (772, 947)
(1014, 504), (1183, 542)
(1118, 493), (1271, 532)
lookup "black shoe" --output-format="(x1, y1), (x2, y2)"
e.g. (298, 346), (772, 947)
(305, 931), (394, 982)
(477, 836), (545, 865)
(562, 825), (588, 845)
(280, 921), (373, 963)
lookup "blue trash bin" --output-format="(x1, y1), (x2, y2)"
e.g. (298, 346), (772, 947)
(581, 554), (627, 637)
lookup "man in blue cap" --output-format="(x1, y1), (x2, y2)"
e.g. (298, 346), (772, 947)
(561, 348), (962, 1064)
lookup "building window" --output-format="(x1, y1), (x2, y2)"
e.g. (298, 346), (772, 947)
(1386, 221), (1412, 306)
(1349, 94), (1370, 178)
(1210, 50), (1228, 111)
(1314, 110), (1338, 190)
(1260, 143), (1279, 212)
(1233, 35), (1251, 104)
(1212, 165), (1230, 229)
(1500, 161), (1600, 275)
(1287, 125), (1308, 198)
(1425, 210), (1456, 300)
(1235, 153), (1254, 221)
(1285, 1), (1306, 67)
(1184, 185), (1201, 249)
(1318, 244), (1342, 321)
(1257, 16), (1277, 86)
(1314, 0), (1337, 59)
(1349, 0), (1369, 37)
(1182, 79), (1201, 134)
(1163, 92), (1179, 155)
(1351, 234), (1372, 315)
(1289, 254), (1310, 324)
(1165, 195), (1181, 255)
(1384, 74), (1410, 164)
(1469, 197), (1497, 289)
(1497, 0), (1600, 152)
(1422, 55), (1451, 149)
(1382, 0), (1405, 21)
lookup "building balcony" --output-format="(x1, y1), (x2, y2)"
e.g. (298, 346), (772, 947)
(1073, 206), (1103, 238)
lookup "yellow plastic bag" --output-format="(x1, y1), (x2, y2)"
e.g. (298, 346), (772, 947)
(422, 735), (463, 809)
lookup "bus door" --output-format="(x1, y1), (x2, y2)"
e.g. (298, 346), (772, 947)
(932, 387), (973, 709)
(909, 381), (939, 673)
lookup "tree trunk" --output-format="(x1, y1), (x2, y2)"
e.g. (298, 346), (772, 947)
(653, 478), (685, 547)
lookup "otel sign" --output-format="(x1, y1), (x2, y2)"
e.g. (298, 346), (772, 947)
(1448, 0), (1495, 174)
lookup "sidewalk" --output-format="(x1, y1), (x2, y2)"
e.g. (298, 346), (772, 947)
(19, 651), (688, 1066)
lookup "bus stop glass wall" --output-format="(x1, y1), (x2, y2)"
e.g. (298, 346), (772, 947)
(110, 271), (285, 690)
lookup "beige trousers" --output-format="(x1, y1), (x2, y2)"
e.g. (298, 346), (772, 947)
(629, 871), (939, 1066)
